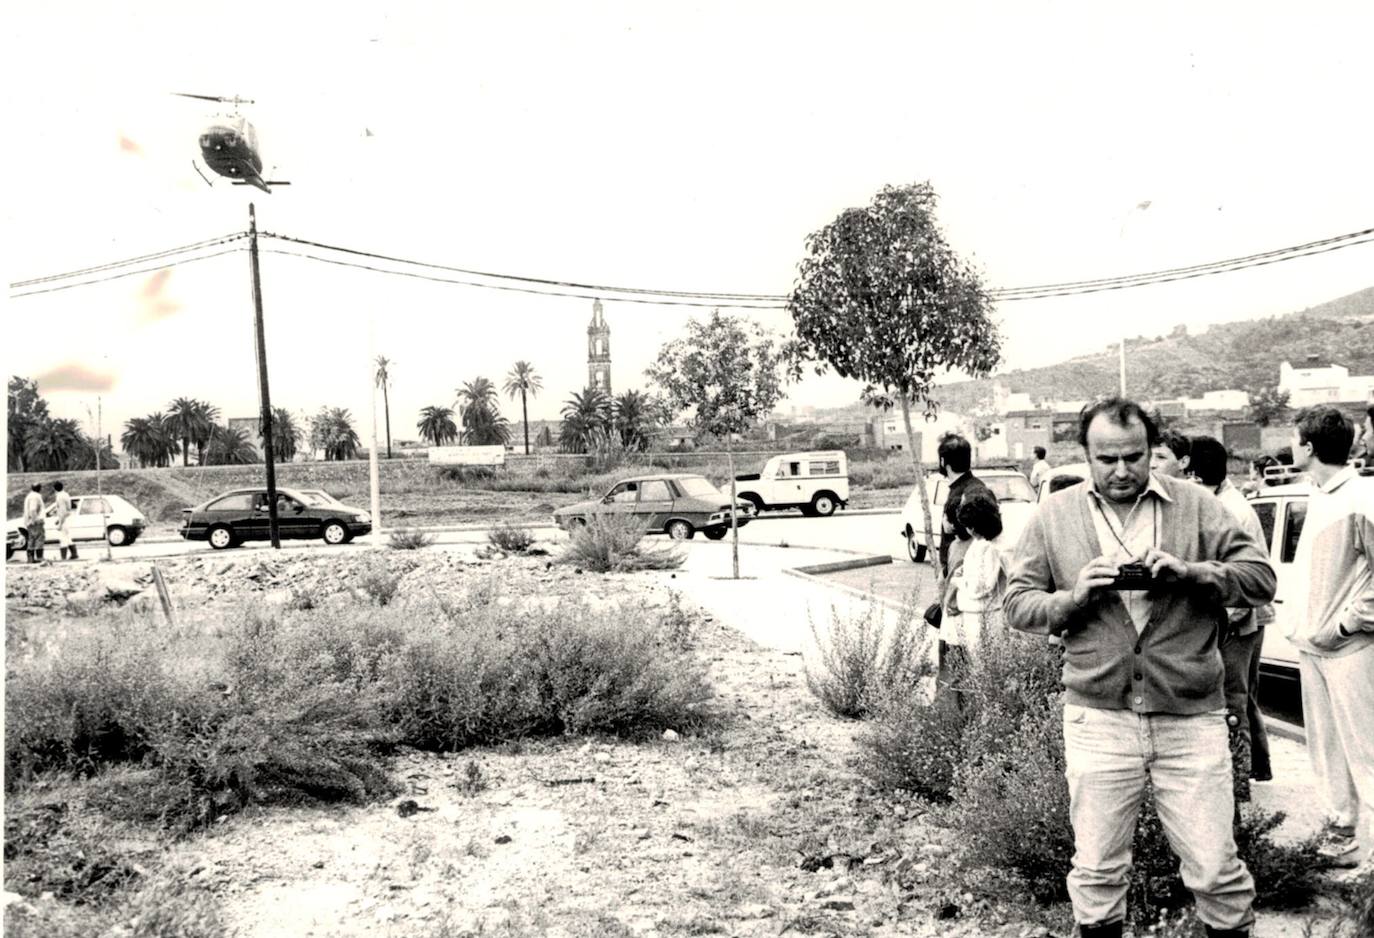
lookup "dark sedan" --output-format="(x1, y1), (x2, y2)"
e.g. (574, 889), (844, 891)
(553, 473), (753, 541)
(180, 487), (373, 549)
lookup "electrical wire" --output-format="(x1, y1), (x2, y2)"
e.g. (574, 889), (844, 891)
(8, 248), (247, 298)
(9, 233), (248, 289)
(256, 247), (791, 309)
(260, 232), (784, 301)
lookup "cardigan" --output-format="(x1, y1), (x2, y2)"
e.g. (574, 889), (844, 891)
(1003, 473), (1276, 714)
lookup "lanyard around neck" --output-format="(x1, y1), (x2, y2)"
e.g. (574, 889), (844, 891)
(1092, 494), (1158, 556)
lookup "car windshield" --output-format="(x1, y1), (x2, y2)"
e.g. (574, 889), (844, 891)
(298, 492), (335, 506)
(985, 476), (1035, 503)
(674, 476), (724, 499)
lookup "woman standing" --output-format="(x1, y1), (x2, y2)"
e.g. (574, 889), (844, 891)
(947, 491), (1012, 650)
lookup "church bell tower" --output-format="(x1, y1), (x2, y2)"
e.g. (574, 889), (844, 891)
(587, 299), (611, 395)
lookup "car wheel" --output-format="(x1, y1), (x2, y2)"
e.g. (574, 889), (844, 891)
(15, 529), (28, 551)
(106, 525), (129, 547)
(741, 493), (764, 515)
(704, 528), (726, 540)
(208, 525), (236, 550)
(666, 520), (695, 541)
(907, 530), (927, 564)
(5, 545), (12, 561)
(322, 521), (349, 545)
(811, 493), (837, 517)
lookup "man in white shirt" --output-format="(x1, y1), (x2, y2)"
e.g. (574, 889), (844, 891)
(1029, 446), (1051, 489)
(52, 480), (76, 560)
(22, 483), (47, 563)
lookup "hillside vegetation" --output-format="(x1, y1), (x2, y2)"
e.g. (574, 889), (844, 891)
(930, 286), (1374, 414)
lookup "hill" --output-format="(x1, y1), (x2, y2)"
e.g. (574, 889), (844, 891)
(928, 286), (1374, 414)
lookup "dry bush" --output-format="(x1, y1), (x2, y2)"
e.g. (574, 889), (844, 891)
(805, 595), (934, 719)
(388, 527), (435, 550)
(558, 513), (684, 573)
(488, 521), (535, 553)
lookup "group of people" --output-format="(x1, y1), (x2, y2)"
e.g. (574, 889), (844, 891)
(930, 399), (1372, 938)
(19, 480), (78, 563)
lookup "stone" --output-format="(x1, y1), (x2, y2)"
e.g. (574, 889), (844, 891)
(632, 828), (651, 841)
(918, 842), (949, 858)
(819, 897), (856, 911)
(661, 730), (680, 742)
(593, 751), (612, 765)
(494, 834), (512, 845)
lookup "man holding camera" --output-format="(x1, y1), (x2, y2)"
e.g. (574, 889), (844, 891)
(1005, 397), (1276, 938)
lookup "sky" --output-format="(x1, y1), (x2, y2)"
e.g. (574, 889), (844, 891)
(4, 1), (1374, 447)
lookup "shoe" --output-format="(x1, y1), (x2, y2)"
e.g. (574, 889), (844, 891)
(1249, 768), (1272, 782)
(1317, 830), (1360, 868)
(1077, 922), (1123, 938)
(1334, 856), (1374, 885)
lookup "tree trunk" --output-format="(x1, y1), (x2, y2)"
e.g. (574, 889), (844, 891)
(900, 395), (944, 582)
(522, 389), (530, 455)
(182, 438), (189, 467)
(383, 384), (392, 459)
(728, 443), (740, 580)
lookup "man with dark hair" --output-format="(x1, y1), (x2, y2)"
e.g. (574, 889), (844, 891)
(1030, 445), (1052, 489)
(52, 481), (76, 561)
(22, 483), (46, 563)
(1187, 436), (1274, 787)
(1355, 404), (1374, 468)
(1152, 428), (1191, 479)
(1287, 406), (1374, 873)
(1007, 397), (1275, 938)
(936, 432), (990, 576)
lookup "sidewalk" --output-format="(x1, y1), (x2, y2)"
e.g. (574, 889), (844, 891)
(667, 542), (1331, 854)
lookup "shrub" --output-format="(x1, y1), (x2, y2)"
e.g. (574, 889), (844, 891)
(356, 569), (402, 606)
(805, 597), (933, 719)
(389, 527), (435, 550)
(488, 521), (535, 553)
(558, 514), (684, 573)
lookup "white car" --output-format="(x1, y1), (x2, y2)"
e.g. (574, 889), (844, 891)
(899, 468), (1036, 563)
(7, 494), (148, 559)
(1035, 462), (1090, 502)
(733, 450), (849, 517)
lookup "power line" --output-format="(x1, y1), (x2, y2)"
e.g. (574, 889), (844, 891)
(261, 232), (784, 302)
(8, 248), (248, 298)
(257, 247), (791, 309)
(9, 233), (248, 289)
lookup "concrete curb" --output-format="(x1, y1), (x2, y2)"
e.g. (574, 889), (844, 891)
(789, 555), (893, 576)
(782, 558), (914, 615)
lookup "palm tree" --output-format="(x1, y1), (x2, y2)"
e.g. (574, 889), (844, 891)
(23, 418), (83, 470)
(560, 389), (612, 454)
(204, 425), (261, 465)
(309, 407), (361, 461)
(375, 355), (393, 459)
(122, 416), (173, 468)
(165, 397), (200, 466)
(266, 406), (299, 462)
(455, 377), (508, 446)
(417, 405), (458, 447)
(503, 361), (543, 455)
(613, 390), (657, 452)
(191, 400), (221, 465)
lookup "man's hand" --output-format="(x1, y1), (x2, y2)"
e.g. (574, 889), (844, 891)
(1139, 547), (1211, 585)
(1072, 556), (1121, 607)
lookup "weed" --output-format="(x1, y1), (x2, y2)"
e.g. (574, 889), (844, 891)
(558, 513), (685, 573)
(389, 528), (436, 550)
(805, 598), (934, 719)
(658, 591), (699, 650)
(459, 759), (488, 796)
(487, 522), (535, 554)
(356, 569), (402, 606)
(285, 588), (317, 611)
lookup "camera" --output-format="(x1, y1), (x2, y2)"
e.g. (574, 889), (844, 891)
(1106, 562), (1155, 590)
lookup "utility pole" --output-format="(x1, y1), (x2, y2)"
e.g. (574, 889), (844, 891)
(97, 396), (111, 562)
(248, 203), (281, 548)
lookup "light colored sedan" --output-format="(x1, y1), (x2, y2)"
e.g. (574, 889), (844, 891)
(7, 493), (148, 559)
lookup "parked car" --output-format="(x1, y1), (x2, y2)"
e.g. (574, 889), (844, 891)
(1245, 482), (1308, 678)
(553, 473), (754, 541)
(1035, 462), (1090, 501)
(7, 494), (148, 559)
(733, 450), (849, 517)
(900, 468), (1035, 563)
(179, 487), (372, 549)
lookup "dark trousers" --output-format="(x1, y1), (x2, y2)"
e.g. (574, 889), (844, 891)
(1220, 627), (1271, 788)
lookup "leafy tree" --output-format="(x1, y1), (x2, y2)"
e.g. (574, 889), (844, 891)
(309, 407), (361, 461)
(455, 377), (511, 446)
(503, 361), (543, 455)
(560, 389), (612, 454)
(417, 405), (458, 447)
(646, 309), (798, 579)
(788, 182), (1001, 578)
(612, 390), (658, 452)
(1246, 385), (1291, 428)
(204, 425), (261, 465)
(166, 397), (218, 466)
(375, 356), (393, 459)
(8, 376), (50, 472)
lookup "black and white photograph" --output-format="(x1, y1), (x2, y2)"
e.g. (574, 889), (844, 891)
(4, 3), (1373, 936)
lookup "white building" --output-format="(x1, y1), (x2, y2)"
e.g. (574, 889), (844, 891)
(1182, 389), (1250, 413)
(990, 381), (1035, 415)
(871, 409), (1002, 463)
(1279, 360), (1374, 407)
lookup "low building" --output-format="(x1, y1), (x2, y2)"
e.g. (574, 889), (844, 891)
(1280, 358), (1374, 407)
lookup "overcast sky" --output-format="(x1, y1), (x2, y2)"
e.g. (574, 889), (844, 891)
(5, 1), (1373, 444)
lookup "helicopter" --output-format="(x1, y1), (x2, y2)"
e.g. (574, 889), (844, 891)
(174, 93), (290, 194)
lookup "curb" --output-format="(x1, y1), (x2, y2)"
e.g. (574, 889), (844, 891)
(782, 557), (915, 615)
(790, 555), (893, 576)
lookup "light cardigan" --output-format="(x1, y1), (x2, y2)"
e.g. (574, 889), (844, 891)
(1287, 465), (1374, 657)
(1004, 473), (1276, 714)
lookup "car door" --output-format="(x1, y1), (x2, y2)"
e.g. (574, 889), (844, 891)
(203, 492), (256, 540)
(600, 481), (640, 523)
(71, 497), (110, 542)
(244, 492), (273, 541)
(1256, 496), (1303, 671)
(273, 494), (315, 540)
(637, 479), (674, 530)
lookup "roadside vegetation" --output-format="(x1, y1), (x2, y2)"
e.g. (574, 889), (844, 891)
(557, 513), (685, 573)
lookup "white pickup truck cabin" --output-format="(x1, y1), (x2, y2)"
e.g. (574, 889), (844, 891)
(733, 450), (849, 517)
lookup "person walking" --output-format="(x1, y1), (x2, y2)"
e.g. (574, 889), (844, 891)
(1004, 397), (1276, 938)
(1030, 446), (1052, 489)
(1151, 428), (1191, 479)
(1186, 435), (1274, 789)
(1286, 406), (1374, 875)
(22, 483), (47, 563)
(52, 480), (77, 561)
